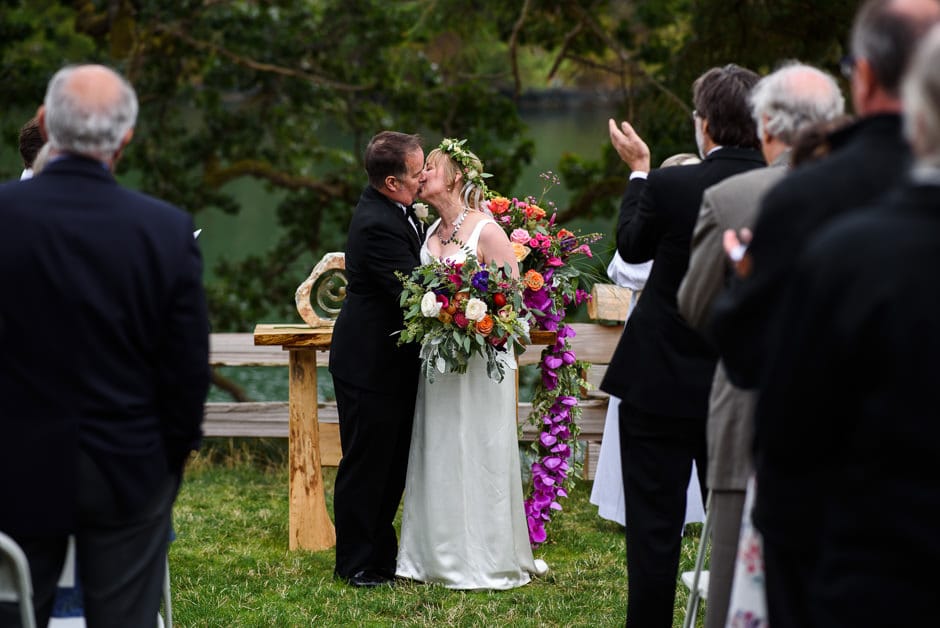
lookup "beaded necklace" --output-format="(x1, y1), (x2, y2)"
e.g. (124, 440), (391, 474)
(437, 206), (471, 246)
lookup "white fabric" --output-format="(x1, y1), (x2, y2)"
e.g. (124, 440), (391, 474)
(629, 171), (648, 180)
(589, 255), (706, 527)
(20, 168), (32, 181)
(396, 218), (544, 589)
(725, 475), (768, 626)
(605, 252), (652, 292)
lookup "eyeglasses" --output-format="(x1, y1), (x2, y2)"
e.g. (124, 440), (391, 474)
(840, 54), (856, 79)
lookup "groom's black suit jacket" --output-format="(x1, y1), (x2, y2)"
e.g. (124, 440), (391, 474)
(601, 147), (765, 419)
(0, 155), (210, 537)
(329, 185), (421, 394)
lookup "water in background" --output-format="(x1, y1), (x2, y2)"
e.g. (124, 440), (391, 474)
(195, 105), (619, 284)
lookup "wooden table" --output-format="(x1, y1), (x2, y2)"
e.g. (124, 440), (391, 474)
(252, 324), (557, 552)
(253, 324), (336, 551)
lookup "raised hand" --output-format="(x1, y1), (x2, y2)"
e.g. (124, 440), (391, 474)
(608, 118), (651, 173)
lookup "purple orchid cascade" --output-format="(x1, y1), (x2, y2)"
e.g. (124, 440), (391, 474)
(485, 171), (600, 546)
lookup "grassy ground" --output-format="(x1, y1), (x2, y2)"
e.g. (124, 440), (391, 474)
(170, 440), (706, 627)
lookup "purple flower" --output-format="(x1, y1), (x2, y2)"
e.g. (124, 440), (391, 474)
(544, 355), (563, 370)
(539, 432), (558, 447)
(471, 270), (489, 291)
(561, 351), (576, 365)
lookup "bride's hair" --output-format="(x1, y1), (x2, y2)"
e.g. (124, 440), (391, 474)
(428, 139), (489, 212)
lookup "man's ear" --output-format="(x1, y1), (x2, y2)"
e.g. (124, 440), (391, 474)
(384, 174), (398, 193)
(854, 58), (877, 106)
(36, 105), (48, 142)
(110, 127), (135, 169)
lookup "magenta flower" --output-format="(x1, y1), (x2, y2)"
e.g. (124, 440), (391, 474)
(546, 256), (564, 267)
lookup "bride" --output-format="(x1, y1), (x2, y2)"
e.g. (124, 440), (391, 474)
(395, 139), (547, 589)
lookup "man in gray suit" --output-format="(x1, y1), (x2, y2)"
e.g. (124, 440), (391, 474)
(677, 62), (844, 628)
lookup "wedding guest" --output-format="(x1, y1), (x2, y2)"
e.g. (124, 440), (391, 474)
(395, 138), (547, 589)
(329, 131), (426, 588)
(0, 64), (209, 628)
(708, 2), (940, 625)
(590, 153), (706, 531)
(18, 116), (43, 180)
(677, 62), (845, 628)
(602, 64), (765, 628)
(757, 23), (940, 625)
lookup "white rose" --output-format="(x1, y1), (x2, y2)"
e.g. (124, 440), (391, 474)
(413, 202), (429, 219)
(464, 297), (487, 322)
(420, 291), (442, 317)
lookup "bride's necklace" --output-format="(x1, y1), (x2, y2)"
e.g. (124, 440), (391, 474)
(437, 206), (471, 246)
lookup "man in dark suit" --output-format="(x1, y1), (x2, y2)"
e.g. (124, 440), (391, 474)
(0, 65), (209, 627)
(601, 64), (765, 627)
(676, 63), (845, 628)
(757, 24), (940, 625)
(329, 131), (425, 587)
(708, 1), (940, 625)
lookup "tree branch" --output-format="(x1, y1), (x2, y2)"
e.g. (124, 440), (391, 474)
(567, 2), (691, 115)
(204, 158), (345, 196)
(154, 24), (372, 92)
(547, 22), (584, 82)
(508, 0), (533, 99)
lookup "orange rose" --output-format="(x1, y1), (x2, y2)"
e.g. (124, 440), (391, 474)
(476, 314), (494, 336)
(437, 310), (453, 325)
(488, 196), (511, 215)
(511, 242), (530, 262)
(453, 291), (469, 307)
(523, 269), (545, 291)
(557, 228), (574, 240)
(525, 204), (546, 220)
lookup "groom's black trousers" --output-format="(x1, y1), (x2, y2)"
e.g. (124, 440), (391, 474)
(332, 375), (416, 578)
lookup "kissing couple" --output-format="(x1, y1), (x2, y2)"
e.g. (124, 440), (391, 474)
(329, 131), (548, 589)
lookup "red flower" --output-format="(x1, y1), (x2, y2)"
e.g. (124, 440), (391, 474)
(453, 311), (469, 328)
(493, 293), (507, 307)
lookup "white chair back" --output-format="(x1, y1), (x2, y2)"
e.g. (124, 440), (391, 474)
(0, 531), (37, 628)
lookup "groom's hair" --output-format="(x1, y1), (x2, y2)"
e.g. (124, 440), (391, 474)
(365, 131), (423, 190)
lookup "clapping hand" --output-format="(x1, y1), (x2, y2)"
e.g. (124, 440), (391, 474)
(608, 118), (651, 173)
(723, 228), (753, 278)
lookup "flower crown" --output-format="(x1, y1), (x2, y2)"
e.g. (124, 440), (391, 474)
(438, 137), (492, 195)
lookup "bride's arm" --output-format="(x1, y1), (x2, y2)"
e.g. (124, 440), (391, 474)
(477, 222), (520, 278)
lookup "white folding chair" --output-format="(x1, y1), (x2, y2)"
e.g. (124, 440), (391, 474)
(0, 531), (37, 628)
(681, 490), (712, 628)
(159, 556), (172, 628)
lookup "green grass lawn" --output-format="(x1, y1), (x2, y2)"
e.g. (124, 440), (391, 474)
(170, 441), (706, 627)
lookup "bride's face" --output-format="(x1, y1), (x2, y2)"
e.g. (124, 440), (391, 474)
(420, 156), (458, 202)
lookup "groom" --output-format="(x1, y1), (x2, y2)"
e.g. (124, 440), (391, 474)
(330, 131), (426, 587)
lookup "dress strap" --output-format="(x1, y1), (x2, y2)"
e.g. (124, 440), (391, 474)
(462, 218), (497, 255)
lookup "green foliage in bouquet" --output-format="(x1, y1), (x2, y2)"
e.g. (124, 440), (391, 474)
(396, 254), (531, 383)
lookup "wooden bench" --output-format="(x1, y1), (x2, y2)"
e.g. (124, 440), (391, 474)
(205, 317), (625, 480)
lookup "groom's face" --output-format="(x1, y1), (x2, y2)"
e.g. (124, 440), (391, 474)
(389, 148), (425, 206)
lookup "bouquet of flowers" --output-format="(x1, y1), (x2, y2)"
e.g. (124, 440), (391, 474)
(485, 172), (600, 331)
(397, 254), (532, 383)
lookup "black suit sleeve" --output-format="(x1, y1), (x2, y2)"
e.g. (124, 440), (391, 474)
(157, 218), (211, 472)
(616, 175), (664, 263)
(710, 183), (802, 388)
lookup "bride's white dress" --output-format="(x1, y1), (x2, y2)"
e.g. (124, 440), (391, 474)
(396, 218), (544, 589)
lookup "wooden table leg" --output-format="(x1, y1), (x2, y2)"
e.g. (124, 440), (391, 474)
(288, 348), (336, 551)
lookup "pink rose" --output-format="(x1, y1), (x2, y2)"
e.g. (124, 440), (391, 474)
(510, 228), (530, 244)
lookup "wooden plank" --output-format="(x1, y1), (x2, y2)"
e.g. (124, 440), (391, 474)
(566, 323), (623, 365)
(203, 402), (341, 466)
(588, 283), (635, 322)
(210, 333), (291, 366)
(288, 350), (335, 551)
(584, 441), (601, 481)
(253, 324), (334, 350)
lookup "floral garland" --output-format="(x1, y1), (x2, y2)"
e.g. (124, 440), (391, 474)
(486, 172), (599, 546)
(438, 138), (492, 194)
